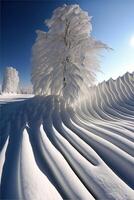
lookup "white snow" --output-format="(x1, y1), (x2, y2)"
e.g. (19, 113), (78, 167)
(0, 72), (134, 199)
(0, 137), (9, 184)
(0, 94), (34, 104)
(19, 129), (62, 200)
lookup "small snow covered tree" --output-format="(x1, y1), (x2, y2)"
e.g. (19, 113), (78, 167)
(2, 66), (20, 94)
(20, 85), (33, 94)
(32, 4), (109, 103)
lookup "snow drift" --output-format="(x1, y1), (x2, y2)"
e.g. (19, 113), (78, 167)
(0, 72), (134, 200)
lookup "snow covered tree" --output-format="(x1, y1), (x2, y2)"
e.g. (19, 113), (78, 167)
(20, 85), (33, 94)
(32, 4), (109, 103)
(0, 85), (2, 94)
(2, 66), (20, 94)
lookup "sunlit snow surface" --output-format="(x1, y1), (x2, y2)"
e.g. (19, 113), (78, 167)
(0, 72), (134, 200)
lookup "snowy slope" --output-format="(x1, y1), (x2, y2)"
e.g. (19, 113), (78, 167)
(0, 72), (134, 200)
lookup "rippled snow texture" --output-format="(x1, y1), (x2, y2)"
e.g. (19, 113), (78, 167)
(0, 72), (134, 200)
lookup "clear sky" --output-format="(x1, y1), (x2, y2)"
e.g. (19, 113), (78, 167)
(1, 0), (134, 87)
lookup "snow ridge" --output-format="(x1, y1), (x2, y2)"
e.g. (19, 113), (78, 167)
(0, 72), (134, 200)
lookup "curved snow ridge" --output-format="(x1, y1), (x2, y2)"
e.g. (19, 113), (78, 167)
(0, 72), (134, 200)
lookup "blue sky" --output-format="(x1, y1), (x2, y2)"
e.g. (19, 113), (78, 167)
(1, 0), (134, 86)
